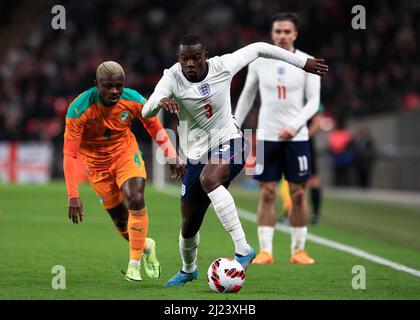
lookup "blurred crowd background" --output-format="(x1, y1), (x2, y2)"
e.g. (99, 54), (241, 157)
(0, 0), (419, 189)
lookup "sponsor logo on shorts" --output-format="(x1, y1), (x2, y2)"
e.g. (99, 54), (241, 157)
(181, 184), (186, 196)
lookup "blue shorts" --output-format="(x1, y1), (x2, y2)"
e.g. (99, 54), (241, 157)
(180, 137), (250, 204)
(254, 140), (311, 183)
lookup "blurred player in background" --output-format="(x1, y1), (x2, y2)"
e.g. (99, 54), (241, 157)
(306, 103), (324, 225)
(278, 178), (292, 219)
(235, 13), (322, 265)
(278, 102), (324, 225)
(143, 34), (327, 286)
(63, 61), (184, 282)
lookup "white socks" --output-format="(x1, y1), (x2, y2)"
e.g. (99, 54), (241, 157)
(129, 259), (140, 266)
(257, 226), (307, 256)
(290, 226), (307, 255)
(207, 185), (251, 256)
(179, 231), (200, 273)
(257, 226), (274, 255)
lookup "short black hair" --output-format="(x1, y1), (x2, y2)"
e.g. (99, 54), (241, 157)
(179, 34), (205, 48)
(271, 12), (299, 30)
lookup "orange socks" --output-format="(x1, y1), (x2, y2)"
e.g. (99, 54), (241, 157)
(128, 208), (149, 261)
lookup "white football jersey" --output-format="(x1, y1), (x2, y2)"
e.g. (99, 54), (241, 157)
(143, 43), (307, 160)
(235, 49), (321, 142)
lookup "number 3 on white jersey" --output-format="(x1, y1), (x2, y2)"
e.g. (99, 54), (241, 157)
(298, 155), (308, 172)
(204, 103), (213, 118)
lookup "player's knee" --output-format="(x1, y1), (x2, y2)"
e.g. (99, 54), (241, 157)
(200, 173), (222, 193)
(126, 193), (145, 210)
(290, 188), (305, 207)
(260, 185), (276, 203)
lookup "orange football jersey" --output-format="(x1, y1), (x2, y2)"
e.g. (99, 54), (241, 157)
(64, 86), (171, 168)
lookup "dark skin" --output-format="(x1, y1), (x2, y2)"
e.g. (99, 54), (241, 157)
(68, 73), (184, 225)
(158, 43), (329, 238)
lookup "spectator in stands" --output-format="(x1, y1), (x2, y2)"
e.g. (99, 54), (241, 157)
(353, 127), (376, 188)
(328, 117), (353, 187)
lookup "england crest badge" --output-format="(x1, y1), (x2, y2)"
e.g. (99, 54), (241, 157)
(277, 67), (285, 76)
(198, 83), (210, 97)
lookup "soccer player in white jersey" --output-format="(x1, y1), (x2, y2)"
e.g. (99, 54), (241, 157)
(143, 34), (327, 286)
(235, 13), (322, 265)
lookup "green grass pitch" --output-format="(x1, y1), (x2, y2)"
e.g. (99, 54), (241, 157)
(0, 181), (420, 299)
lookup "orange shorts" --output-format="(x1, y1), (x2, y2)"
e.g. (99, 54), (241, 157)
(85, 150), (147, 209)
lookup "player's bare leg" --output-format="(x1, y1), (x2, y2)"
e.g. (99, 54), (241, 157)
(253, 181), (276, 264)
(164, 202), (208, 287)
(119, 177), (160, 281)
(288, 181), (314, 264)
(200, 160), (255, 270)
(107, 202), (129, 240)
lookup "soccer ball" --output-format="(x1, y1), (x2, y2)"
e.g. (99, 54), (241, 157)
(207, 258), (245, 293)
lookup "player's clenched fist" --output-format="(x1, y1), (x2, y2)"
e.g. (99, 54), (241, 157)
(68, 197), (85, 224)
(159, 97), (180, 114)
(278, 124), (297, 140)
(303, 58), (328, 75)
(168, 156), (185, 179)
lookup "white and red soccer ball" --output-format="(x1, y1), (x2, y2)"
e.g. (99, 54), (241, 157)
(207, 258), (246, 293)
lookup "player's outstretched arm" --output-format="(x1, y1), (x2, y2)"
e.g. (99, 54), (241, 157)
(223, 42), (328, 76)
(63, 138), (85, 224)
(142, 70), (174, 118)
(288, 70), (321, 132)
(138, 110), (185, 178)
(235, 63), (259, 128)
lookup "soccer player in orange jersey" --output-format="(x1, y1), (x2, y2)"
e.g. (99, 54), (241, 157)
(63, 61), (184, 282)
